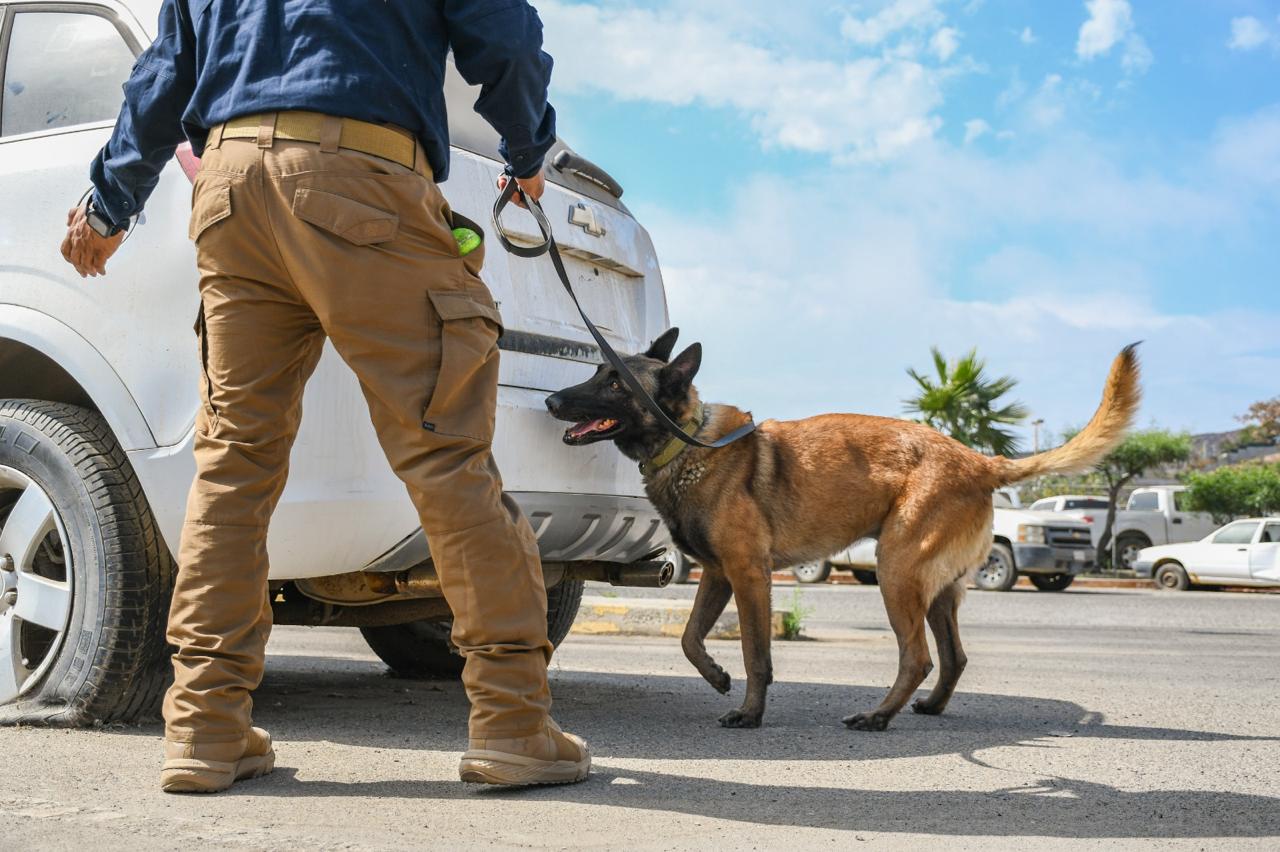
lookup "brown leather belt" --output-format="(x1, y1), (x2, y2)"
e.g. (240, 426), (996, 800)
(208, 111), (421, 172)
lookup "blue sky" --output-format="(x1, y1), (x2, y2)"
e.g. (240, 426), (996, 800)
(536, 0), (1280, 447)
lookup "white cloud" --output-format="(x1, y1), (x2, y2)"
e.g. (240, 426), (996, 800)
(1121, 34), (1153, 74)
(539, 1), (955, 162)
(1077, 0), (1133, 59)
(637, 118), (1272, 441)
(840, 0), (944, 46)
(963, 118), (991, 144)
(1076, 0), (1151, 74)
(1211, 105), (1280, 186)
(1020, 26), (1037, 45)
(1228, 16), (1270, 51)
(930, 26), (961, 61)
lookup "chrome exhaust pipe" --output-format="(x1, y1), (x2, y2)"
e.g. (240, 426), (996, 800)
(559, 559), (674, 588)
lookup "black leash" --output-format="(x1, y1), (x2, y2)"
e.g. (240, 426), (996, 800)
(491, 178), (755, 450)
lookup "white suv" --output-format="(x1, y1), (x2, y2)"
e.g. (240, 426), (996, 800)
(0, 0), (672, 724)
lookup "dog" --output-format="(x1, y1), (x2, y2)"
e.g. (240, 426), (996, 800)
(545, 329), (1140, 730)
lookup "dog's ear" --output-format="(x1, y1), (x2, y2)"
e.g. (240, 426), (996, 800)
(643, 328), (680, 362)
(660, 343), (701, 394)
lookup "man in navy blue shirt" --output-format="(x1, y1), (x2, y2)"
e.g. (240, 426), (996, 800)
(59, 1), (590, 793)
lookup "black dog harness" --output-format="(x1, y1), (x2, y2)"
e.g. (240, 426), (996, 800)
(491, 178), (755, 451)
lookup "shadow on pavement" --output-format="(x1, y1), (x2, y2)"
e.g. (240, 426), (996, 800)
(212, 655), (1280, 839)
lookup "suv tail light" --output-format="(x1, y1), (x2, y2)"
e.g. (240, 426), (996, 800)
(176, 142), (201, 182)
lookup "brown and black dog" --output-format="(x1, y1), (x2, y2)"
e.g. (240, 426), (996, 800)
(546, 329), (1140, 730)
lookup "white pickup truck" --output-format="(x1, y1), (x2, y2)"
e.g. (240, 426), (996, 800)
(1028, 486), (1217, 570)
(792, 492), (1095, 592)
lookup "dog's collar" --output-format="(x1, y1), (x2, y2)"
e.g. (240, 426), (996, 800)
(639, 404), (705, 477)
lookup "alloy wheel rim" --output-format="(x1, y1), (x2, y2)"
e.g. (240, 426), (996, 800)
(793, 562), (824, 581)
(1120, 543), (1141, 570)
(0, 466), (74, 704)
(979, 554), (1009, 586)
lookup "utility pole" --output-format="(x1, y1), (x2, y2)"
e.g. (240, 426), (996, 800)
(1032, 418), (1045, 453)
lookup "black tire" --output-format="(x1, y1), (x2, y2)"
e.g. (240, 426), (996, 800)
(791, 560), (832, 584)
(851, 568), (879, 586)
(0, 400), (173, 726)
(1154, 561), (1190, 591)
(1114, 532), (1151, 572)
(1029, 573), (1075, 592)
(974, 543), (1018, 591)
(361, 578), (586, 679)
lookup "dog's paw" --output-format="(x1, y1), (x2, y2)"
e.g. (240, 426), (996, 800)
(911, 697), (944, 716)
(842, 711), (891, 731)
(703, 665), (731, 695)
(718, 708), (762, 729)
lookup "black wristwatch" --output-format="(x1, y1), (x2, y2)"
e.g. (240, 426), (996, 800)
(85, 197), (127, 237)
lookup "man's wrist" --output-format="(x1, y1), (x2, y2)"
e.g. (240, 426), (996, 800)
(85, 192), (128, 237)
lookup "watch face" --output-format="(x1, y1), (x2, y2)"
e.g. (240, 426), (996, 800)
(86, 208), (114, 237)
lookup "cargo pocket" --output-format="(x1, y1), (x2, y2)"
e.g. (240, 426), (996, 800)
(193, 305), (218, 422)
(188, 179), (232, 242)
(421, 288), (504, 443)
(292, 187), (399, 246)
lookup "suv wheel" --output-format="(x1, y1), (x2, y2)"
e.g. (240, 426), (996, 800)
(361, 578), (586, 678)
(851, 568), (879, 586)
(0, 401), (172, 725)
(974, 543), (1018, 591)
(1154, 562), (1190, 591)
(1029, 573), (1075, 592)
(791, 561), (832, 584)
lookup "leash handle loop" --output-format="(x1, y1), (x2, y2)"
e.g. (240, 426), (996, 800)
(492, 179), (755, 450)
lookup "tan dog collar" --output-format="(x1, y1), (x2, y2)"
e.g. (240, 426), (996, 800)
(639, 404), (705, 477)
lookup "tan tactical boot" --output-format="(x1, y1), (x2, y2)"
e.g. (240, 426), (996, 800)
(160, 727), (276, 794)
(459, 720), (590, 786)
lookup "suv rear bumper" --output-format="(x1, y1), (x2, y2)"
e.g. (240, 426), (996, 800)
(364, 492), (670, 574)
(1013, 544), (1093, 575)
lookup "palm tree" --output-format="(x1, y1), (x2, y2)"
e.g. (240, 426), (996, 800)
(904, 347), (1029, 456)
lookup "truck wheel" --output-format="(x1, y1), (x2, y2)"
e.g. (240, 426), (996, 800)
(852, 568), (879, 586)
(791, 561), (832, 584)
(974, 543), (1018, 591)
(0, 401), (172, 726)
(361, 578), (586, 678)
(1030, 573), (1075, 592)
(1154, 562), (1190, 591)
(1114, 533), (1151, 572)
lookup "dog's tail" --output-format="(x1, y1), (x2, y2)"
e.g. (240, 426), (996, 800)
(989, 344), (1142, 486)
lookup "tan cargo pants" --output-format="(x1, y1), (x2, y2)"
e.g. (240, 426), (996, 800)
(164, 113), (553, 744)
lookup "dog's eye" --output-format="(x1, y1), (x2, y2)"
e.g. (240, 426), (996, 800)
(609, 379), (622, 392)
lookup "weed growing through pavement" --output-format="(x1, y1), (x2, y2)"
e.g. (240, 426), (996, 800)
(781, 586), (812, 640)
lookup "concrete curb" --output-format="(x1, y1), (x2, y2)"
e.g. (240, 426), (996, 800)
(571, 595), (790, 640)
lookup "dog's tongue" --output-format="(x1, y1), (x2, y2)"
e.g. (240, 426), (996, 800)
(568, 418), (617, 439)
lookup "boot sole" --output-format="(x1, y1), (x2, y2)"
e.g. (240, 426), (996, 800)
(160, 751), (276, 794)
(459, 751), (590, 787)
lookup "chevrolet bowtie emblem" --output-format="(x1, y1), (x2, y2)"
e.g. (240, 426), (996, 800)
(568, 202), (606, 237)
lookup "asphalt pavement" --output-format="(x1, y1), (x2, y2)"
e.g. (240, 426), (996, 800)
(2, 584), (1277, 850)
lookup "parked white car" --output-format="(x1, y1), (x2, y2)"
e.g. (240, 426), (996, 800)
(1133, 518), (1280, 591)
(1029, 486), (1217, 570)
(0, 0), (674, 724)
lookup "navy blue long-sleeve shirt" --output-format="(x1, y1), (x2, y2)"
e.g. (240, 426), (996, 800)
(90, 0), (556, 228)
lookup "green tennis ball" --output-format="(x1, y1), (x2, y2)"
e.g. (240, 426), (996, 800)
(452, 227), (482, 256)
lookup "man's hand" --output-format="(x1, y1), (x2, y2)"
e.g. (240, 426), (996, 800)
(60, 204), (125, 278)
(496, 172), (545, 210)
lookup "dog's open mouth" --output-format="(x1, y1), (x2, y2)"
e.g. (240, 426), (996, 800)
(563, 418), (625, 444)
